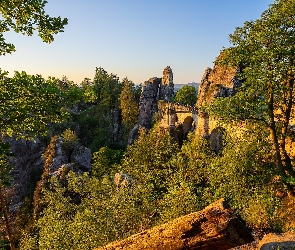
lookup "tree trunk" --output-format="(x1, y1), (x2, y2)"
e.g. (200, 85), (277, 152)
(268, 90), (285, 174)
(0, 180), (15, 250)
(268, 91), (295, 195)
(95, 199), (253, 250)
(280, 75), (295, 177)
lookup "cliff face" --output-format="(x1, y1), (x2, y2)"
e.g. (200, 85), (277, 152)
(196, 64), (241, 109)
(128, 66), (174, 144)
(196, 59), (242, 137)
(33, 136), (91, 220)
(4, 138), (46, 213)
(159, 66), (174, 101)
(137, 77), (162, 130)
(137, 66), (174, 130)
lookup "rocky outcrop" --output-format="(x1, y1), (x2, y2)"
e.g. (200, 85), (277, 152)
(210, 127), (224, 154)
(128, 66), (175, 144)
(196, 56), (242, 137)
(96, 198), (253, 250)
(4, 137), (46, 213)
(114, 172), (135, 189)
(159, 66), (174, 101)
(196, 62), (241, 109)
(138, 77), (162, 130)
(110, 109), (124, 146)
(33, 135), (91, 220)
(258, 232), (295, 250)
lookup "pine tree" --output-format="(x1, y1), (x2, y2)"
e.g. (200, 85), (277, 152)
(119, 78), (139, 130)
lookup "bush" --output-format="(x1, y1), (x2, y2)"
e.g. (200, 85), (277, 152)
(61, 128), (79, 151)
(92, 147), (124, 178)
(173, 85), (197, 106)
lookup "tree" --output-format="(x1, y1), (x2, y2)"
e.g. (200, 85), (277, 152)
(92, 146), (123, 178)
(208, 0), (295, 192)
(119, 78), (139, 130)
(0, 70), (72, 138)
(93, 67), (122, 109)
(0, 0), (68, 55)
(0, 71), (74, 249)
(173, 85), (197, 106)
(0, 2), (68, 247)
(80, 77), (96, 103)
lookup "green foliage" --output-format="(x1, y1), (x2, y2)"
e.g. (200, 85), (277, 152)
(0, 70), (72, 139)
(202, 128), (280, 228)
(93, 67), (122, 109)
(74, 105), (115, 151)
(19, 123), (290, 249)
(159, 180), (199, 223)
(119, 126), (180, 200)
(56, 76), (84, 105)
(0, 141), (13, 186)
(20, 173), (155, 249)
(173, 85), (197, 106)
(92, 147), (124, 178)
(209, 0), (295, 182)
(61, 128), (79, 153)
(0, 0), (68, 55)
(74, 68), (125, 150)
(119, 78), (139, 130)
(133, 83), (142, 104)
(80, 78), (96, 103)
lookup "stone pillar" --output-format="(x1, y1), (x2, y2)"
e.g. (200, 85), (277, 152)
(137, 77), (161, 129)
(160, 66), (174, 101)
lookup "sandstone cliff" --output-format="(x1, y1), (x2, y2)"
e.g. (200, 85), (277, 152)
(196, 57), (242, 137)
(196, 64), (241, 109)
(128, 66), (174, 144)
(33, 135), (91, 220)
(4, 137), (46, 213)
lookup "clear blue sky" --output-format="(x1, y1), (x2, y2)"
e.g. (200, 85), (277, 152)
(0, 0), (274, 84)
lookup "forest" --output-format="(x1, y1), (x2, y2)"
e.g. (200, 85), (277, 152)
(1, 0), (295, 249)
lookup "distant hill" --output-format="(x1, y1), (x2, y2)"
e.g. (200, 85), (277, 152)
(174, 82), (199, 92)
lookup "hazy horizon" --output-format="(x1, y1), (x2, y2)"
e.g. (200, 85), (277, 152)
(0, 0), (273, 84)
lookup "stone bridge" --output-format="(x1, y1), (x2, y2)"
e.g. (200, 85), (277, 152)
(158, 101), (198, 136)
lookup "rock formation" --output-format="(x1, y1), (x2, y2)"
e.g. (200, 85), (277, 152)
(33, 135), (91, 220)
(196, 64), (241, 109)
(128, 66), (175, 144)
(159, 66), (174, 101)
(137, 77), (162, 130)
(4, 137), (46, 213)
(258, 232), (295, 250)
(96, 198), (254, 250)
(196, 56), (242, 137)
(113, 172), (135, 189)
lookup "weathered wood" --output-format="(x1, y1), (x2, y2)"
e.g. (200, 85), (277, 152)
(96, 198), (254, 250)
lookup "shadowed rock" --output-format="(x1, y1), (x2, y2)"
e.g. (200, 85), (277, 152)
(258, 232), (295, 250)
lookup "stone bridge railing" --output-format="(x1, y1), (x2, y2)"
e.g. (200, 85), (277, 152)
(158, 101), (198, 133)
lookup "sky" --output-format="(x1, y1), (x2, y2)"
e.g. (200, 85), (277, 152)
(0, 0), (274, 85)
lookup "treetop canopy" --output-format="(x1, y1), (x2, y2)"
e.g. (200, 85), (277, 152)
(0, 0), (68, 55)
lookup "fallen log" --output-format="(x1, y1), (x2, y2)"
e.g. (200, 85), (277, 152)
(96, 198), (254, 250)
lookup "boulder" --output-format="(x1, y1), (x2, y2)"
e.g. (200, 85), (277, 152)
(96, 198), (253, 250)
(258, 232), (295, 250)
(70, 145), (92, 172)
